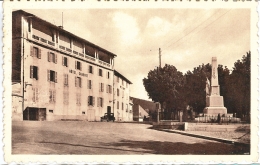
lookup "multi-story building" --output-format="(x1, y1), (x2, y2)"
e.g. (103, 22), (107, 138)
(12, 10), (132, 121)
(113, 70), (133, 121)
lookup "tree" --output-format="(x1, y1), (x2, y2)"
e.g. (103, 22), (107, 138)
(143, 64), (184, 114)
(228, 51), (250, 118)
(183, 63), (211, 114)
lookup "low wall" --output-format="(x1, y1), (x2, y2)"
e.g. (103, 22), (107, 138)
(153, 121), (184, 130)
(185, 123), (250, 132)
(153, 121), (250, 132)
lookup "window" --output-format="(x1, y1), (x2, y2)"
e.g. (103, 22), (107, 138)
(89, 65), (93, 74)
(88, 80), (92, 89)
(28, 20), (31, 32)
(49, 110), (53, 113)
(64, 74), (69, 86)
(30, 46), (41, 59)
(107, 85), (112, 94)
(76, 93), (81, 106)
(122, 102), (124, 110)
(47, 70), (57, 83)
(82, 111), (85, 115)
(97, 97), (103, 107)
(117, 88), (119, 96)
(107, 72), (110, 79)
(88, 96), (95, 106)
(63, 92), (69, 105)
(49, 90), (56, 103)
(99, 69), (103, 77)
(32, 87), (38, 102)
(75, 61), (82, 70)
(62, 56), (68, 67)
(99, 83), (104, 92)
(75, 77), (82, 88)
(48, 52), (57, 63)
(117, 101), (119, 109)
(30, 66), (38, 80)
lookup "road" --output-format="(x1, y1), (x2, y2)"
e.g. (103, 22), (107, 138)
(12, 121), (249, 154)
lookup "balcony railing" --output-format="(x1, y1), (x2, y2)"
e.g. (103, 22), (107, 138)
(40, 38), (47, 43)
(73, 50), (78, 55)
(32, 34), (39, 40)
(66, 48), (72, 53)
(48, 41), (55, 46)
(59, 45), (65, 50)
(79, 53), (84, 57)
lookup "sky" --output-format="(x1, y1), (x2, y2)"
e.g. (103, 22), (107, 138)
(24, 9), (250, 101)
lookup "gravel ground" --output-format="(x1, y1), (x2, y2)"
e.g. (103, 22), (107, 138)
(12, 121), (250, 155)
(187, 131), (250, 143)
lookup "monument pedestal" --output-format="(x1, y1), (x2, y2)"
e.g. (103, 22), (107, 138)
(204, 95), (227, 115)
(203, 107), (227, 115)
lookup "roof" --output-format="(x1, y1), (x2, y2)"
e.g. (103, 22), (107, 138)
(130, 97), (157, 113)
(114, 70), (132, 84)
(13, 10), (117, 58)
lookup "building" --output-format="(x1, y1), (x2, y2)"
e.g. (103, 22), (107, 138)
(130, 97), (158, 121)
(113, 70), (133, 121)
(12, 10), (132, 121)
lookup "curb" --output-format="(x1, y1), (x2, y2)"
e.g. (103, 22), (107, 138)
(160, 129), (250, 146)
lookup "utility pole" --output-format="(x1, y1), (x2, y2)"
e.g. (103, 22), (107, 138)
(157, 48), (162, 123)
(159, 48), (161, 68)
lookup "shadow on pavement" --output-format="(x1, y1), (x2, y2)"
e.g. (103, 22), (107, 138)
(100, 140), (250, 155)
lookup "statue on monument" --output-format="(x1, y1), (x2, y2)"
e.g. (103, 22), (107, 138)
(205, 77), (211, 96)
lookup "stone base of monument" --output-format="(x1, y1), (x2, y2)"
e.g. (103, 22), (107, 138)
(203, 107), (227, 115)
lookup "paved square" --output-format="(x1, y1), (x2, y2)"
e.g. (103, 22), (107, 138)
(12, 121), (249, 154)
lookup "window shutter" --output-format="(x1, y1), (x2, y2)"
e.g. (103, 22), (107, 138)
(47, 70), (50, 81)
(30, 46), (34, 57)
(38, 49), (41, 59)
(75, 76), (77, 87)
(66, 58), (68, 67)
(97, 97), (100, 107)
(62, 57), (64, 66)
(32, 88), (35, 102)
(53, 91), (56, 103)
(79, 78), (82, 88)
(99, 83), (101, 92)
(36, 67), (39, 80)
(36, 88), (38, 102)
(75, 61), (77, 69)
(55, 72), (57, 83)
(93, 97), (95, 106)
(87, 80), (90, 89)
(80, 63), (82, 71)
(30, 65), (33, 78)
(49, 90), (52, 103)
(55, 54), (57, 64)
(106, 85), (108, 93)
(88, 65), (90, 73)
(88, 96), (90, 106)
(48, 52), (50, 62)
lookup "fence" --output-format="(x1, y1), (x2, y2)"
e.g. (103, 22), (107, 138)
(194, 115), (241, 123)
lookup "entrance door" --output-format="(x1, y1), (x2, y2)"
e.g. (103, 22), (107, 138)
(107, 106), (111, 114)
(87, 109), (95, 121)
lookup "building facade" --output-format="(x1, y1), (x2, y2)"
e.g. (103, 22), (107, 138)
(12, 10), (132, 121)
(113, 70), (133, 121)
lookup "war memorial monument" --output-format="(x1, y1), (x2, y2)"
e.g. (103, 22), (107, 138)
(203, 57), (228, 116)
